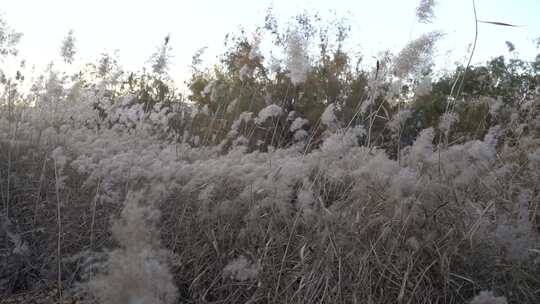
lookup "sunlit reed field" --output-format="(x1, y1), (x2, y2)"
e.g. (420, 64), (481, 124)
(1, 1), (540, 303)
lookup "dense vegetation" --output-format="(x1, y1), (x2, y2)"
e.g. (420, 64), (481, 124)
(1, 3), (539, 303)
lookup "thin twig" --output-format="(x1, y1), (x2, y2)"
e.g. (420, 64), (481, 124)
(54, 159), (63, 303)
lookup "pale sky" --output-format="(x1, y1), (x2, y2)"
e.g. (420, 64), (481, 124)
(2, 0), (539, 89)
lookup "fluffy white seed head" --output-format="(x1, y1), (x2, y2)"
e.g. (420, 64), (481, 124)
(416, 0), (437, 24)
(286, 30), (310, 85)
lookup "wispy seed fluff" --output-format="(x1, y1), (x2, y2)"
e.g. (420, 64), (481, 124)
(469, 291), (507, 304)
(416, 0), (437, 24)
(286, 30), (310, 85)
(393, 31), (442, 78)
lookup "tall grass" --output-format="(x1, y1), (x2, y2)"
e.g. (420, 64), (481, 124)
(1, 2), (540, 303)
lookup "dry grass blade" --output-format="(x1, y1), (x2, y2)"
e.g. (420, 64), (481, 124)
(477, 20), (522, 27)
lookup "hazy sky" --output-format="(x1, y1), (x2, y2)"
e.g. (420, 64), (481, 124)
(2, 0), (539, 87)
